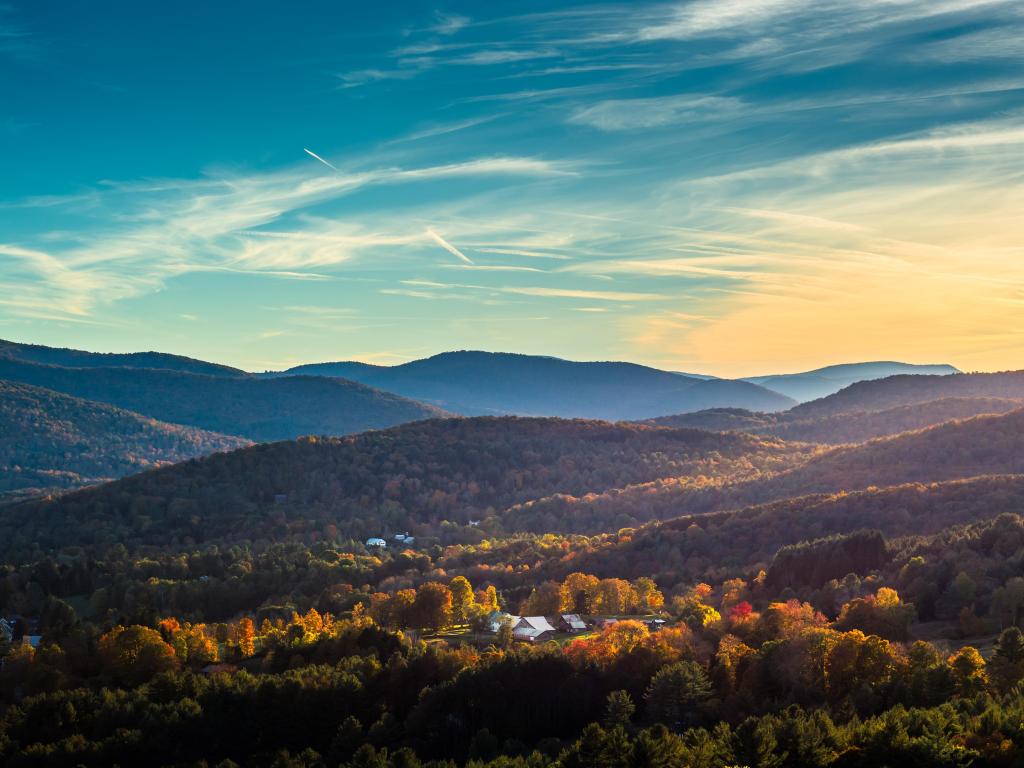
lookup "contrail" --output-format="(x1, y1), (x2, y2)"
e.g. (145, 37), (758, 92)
(425, 228), (473, 264)
(303, 148), (338, 171)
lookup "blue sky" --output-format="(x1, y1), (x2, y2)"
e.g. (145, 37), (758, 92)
(2, 0), (1023, 375)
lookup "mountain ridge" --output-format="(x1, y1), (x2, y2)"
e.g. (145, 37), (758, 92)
(271, 349), (796, 419)
(742, 360), (960, 402)
(0, 356), (450, 442)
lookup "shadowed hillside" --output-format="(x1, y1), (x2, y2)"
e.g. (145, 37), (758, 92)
(789, 370), (1024, 419)
(511, 408), (1024, 532)
(571, 475), (1024, 584)
(0, 379), (250, 499)
(0, 417), (816, 556)
(645, 397), (1024, 444)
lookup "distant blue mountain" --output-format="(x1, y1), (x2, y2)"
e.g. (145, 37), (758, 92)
(273, 350), (796, 420)
(742, 361), (960, 402)
(0, 338), (245, 377)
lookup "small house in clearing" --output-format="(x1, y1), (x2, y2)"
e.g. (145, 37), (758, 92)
(365, 538), (387, 549)
(559, 614), (587, 633)
(512, 616), (556, 643)
(393, 533), (415, 545)
(486, 611), (517, 633)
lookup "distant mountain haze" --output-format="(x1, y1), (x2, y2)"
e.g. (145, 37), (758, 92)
(742, 361), (960, 402)
(273, 350), (796, 419)
(0, 357), (449, 442)
(789, 369), (1024, 419)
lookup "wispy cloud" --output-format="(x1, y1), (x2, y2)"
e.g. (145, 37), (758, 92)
(431, 12), (470, 36)
(389, 114), (504, 143)
(569, 94), (743, 131)
(503, 286), (663, 301)
(0, 153), (569, 319)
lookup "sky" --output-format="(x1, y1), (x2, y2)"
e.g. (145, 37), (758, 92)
(1, 1), (1023, 377)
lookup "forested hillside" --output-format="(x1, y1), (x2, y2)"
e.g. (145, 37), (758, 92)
(6, 347), (1024, 768)
(570, 475), (1024, 586)
(1, 418), (817, 557)
(513, 407), (1024, 532)
(0, 357), (449, 441)
(789, 369), (1024, 418)
(645, 396), (1024, 444)
(0, 380), (250, 499)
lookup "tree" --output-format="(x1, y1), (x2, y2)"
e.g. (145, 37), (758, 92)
(496, 618), (514, 649)
(524, 581), (562, 615)
(97, 625), (178, 685)
(673, 590), (721, 629)
(478, 585), (500, 613)
(563, 722), (608, 768)
(449, 576), (476, 625)
(561, 572), (599, 614)
(734, 716), (785, 768)
(644, 661), (712, 727)
(634, 577), (665, 613)
(408, 582), (453, 630)
(591, 579), (639, 615)
(631, 724), (687, 768)
(237, 617), (256, 657)
(948, 646), (988, 696)
(604, 690), (636, 730)
(990, 627), (1024, 692)
(328, 716), (363, 764)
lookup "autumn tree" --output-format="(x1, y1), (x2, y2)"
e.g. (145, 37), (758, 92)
(97, 625), (178, 685)
(561, 572), (599, 614)
(523, 581), (561, 615)
(410, 582), (453, 630)
(478, 585), (500, 613)
(948, 646), (988, 696)
(634, 577), (666, 613)
(449, 576), (476, 625)
(237, 618), (256, 657)
(672, 584), (722, 629)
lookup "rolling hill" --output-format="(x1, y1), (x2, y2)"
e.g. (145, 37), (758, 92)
(0, 357), (450, 442)
(742, 361), (959, 402)
(644, 396), (1024, 444)
(272, 350), (796, 419)
(508, 406), (1024, 533)
(570, 474), (1024, 585)
(788, 369), (1024, 419)
(0, 417), (817, 556)
(0, 379), (250, 499)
